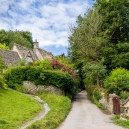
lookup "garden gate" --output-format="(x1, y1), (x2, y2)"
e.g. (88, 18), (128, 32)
(113, 96), (120, 114)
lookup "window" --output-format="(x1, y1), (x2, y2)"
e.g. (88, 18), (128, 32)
(26, 56), (30, 62)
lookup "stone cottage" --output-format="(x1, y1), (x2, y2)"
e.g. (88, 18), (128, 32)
(0, 49), (20, 66)
(0, 40), (53, 66)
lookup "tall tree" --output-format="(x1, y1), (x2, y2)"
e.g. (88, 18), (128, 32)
(68, 9), (106, 87)
(0, 30), (33, 49)
(94, 0), (129, 43)
(0, 43), (9, 50)
(68, 9), (103, 62)
(94, 0), (129, 71)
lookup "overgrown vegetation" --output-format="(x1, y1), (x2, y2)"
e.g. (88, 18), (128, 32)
(112, 115), (129, 129)
(0, 43), (9, 50)
(0, 54), (7, 89)
(4, 66), (76, 96)
(27, 92), (71, 129)
(86, 85), (106, 109)
(34, 59), (53, 70)
(0, 75), (7, 89)
(0, 89), (42, 129)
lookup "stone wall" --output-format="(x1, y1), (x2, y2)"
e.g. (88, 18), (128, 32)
(99, 92), (118, 113)
(23, 81), (64, 95)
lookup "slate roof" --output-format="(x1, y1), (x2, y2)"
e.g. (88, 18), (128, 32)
(12, 43), (39, 61)
(0, 42), (53, 66)
(0, 49), (21, 66)
(13, 43), (53, 61)
(37, 48), (53, 59)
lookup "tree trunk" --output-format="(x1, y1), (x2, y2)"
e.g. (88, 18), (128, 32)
(96, 73), (99, 86)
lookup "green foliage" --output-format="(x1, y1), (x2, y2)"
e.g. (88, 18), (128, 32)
(0, 75), (7, 89)
(112, 115), (129, 129)
(0, 43), (9, 50)
(119, 91), (129, 100)
(101, 42), (129, 71)
(94, 0), (129, 43)
(68, 9), (103, 62)
(68, 0), (129, 89)
(55, 55), (74, 70)
(17, 59), (26, 66)
(27, 93), (71, 129)
(4, 66), (76, 95)
(68, 8), (107, 88)
(0, 54), (3, 73)
(0, 89), (42, 129)
(96, 0), (129, 72)
(83, 58), (106, 86)
(0, 54), (7, 89)
(111, 115), (120, 120)
(104, 68), (129, 95)
(4, 66), (26, 88)
(86, 85), (106, 109)
(34, 59), (53, 70)
(0, 29), (33, 49)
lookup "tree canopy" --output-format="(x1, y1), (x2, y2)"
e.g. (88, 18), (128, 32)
(68, 0), (129, 87)
(0, 30), (33, 49)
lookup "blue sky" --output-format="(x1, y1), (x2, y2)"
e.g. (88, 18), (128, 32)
(0, 0), (94, 56)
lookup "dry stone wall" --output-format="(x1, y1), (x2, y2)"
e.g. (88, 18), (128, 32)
(99, 93), (118, 113)
(23, 81), (64, 95)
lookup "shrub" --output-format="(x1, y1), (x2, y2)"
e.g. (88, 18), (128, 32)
(17, 59), (26, 66)
(104, 68), (129, 95)
(50, 59), (76, 79)
(119, 91), (129, 100)
(34, 59), (53, 70)
(4, 66), (76, 96)
(4, 66), (26, 88)
(0, 75), (7, 89)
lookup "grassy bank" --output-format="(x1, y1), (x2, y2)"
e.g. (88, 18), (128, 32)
(112, 115), (129, 129)
(27, 92), (71, 129)
(0, 89), (42, 129)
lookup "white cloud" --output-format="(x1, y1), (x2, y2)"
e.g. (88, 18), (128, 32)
(0, 0), (92, 52)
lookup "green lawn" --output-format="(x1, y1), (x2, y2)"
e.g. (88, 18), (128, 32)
(27, 92), (71, 129)
(0, 89), (42, 129)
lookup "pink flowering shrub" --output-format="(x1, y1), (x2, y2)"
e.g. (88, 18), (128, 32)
(50, 59), (76, 79)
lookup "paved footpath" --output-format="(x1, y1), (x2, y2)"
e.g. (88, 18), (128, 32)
(57, 91), (125, 129)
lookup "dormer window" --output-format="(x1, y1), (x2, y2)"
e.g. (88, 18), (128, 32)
(26, 56), (30, 62)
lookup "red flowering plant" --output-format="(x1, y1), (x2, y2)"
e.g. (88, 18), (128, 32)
(50, 59), (76, 79)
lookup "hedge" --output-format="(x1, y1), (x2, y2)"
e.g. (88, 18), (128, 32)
(4, 66), (76, 95)
(0, 74), (7, 89)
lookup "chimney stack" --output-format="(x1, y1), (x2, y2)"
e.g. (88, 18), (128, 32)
(33, 39), (39, 49)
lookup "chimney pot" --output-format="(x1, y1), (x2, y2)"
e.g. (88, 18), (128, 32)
(34, 39), (39, 48)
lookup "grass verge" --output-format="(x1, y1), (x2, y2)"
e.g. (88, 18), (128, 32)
(0, 89), (42, 129)
(112, 115), (129, 128)
(27, 92), (71, 129)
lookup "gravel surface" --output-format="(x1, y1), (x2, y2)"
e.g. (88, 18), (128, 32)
(19, 95), (50, 129)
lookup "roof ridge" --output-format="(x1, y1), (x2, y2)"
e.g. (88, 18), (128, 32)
(37, 48), (53, 54)
(14, 43), (30, 50)
(0, 48), (18, 53)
